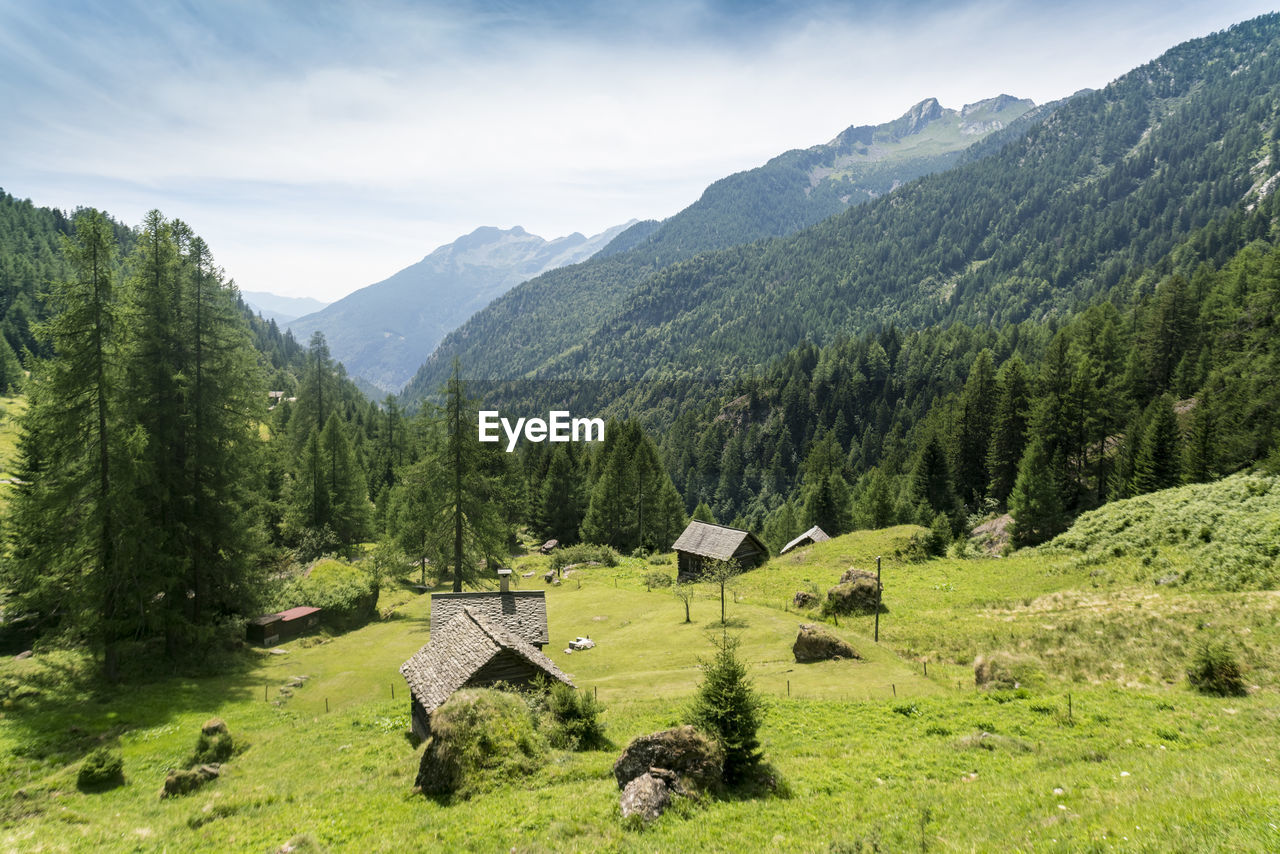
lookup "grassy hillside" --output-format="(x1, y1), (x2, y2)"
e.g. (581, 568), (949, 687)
(3, 499), (1279, 851)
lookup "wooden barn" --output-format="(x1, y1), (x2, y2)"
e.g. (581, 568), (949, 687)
(245, 606), (321, 647)
(672, 520), (769, 582)
(779, 525), (831, 556)
(399, 608), (574, 740)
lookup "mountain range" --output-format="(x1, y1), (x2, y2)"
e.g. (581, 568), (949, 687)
(402, 15), (1280, 400)
(242, 291), (329, 325)
(287, 223), (633, 392)
(399, 93), (1044, 402)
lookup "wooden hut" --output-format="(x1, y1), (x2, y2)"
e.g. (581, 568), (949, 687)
(245, 606), (321, 646)
(672, 520), (769, 582)
(399, 608), (574, 740)
(779, 525), (832, 555)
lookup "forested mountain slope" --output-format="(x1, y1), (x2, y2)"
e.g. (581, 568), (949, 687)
(400, 95), (1043, 402)
(409, 14), (1280, 394)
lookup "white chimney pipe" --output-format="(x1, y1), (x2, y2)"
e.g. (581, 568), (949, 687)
(498, 568), (511, 593)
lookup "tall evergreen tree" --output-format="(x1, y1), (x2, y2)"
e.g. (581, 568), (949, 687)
(909, 434), (958, 524)
(1008, 437), (1068, 547)
(3, 210), (131, 678)
(951, 348), (996, 506)
(1133, 393), (1183, 494)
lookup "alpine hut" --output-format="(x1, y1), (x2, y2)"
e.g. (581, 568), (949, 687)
(672, 520), (769, 582)
(399, 608), (574, 740)
(779, 525), (831, 556)
(428, 568), (549, 649)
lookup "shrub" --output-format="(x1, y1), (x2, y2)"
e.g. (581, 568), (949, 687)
(77, 747), (124, 791)
(643, 570), (673, 590)
(190, 731), (234, 765)
(1187, 638), (1247, 696)
(688, 635), (764, 785)
(288, 559), (378, 631)
(551, 543), (619, 572)
(415, 689), (546, 798)
(545, 681), (607, 750)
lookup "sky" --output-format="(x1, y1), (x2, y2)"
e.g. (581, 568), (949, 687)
(2, 1), (1277, 302)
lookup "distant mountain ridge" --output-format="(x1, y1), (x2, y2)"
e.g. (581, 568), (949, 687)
(400, 93), (1043, 403)
(242, 291), (329, 325)
(288, 222), (633, 392)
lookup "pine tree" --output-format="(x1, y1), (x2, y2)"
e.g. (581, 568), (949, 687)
(692, 502), (717, 523)
(1133, 393), (1183, 494)
(320, 413), (372, 549)
(3, 210), (131, 678)
(800, 429), (852, 535)
(1183, 388), (1216, 483)
(1008, 437), (1068, 547)
(952, 349), (996, 506)
(688, 633), (764, 785)
(538, 444), (584, 543)
(909, 434), (958, 523)
(863, 467), (896, 529)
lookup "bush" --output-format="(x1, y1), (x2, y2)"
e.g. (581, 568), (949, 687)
(190, 731), (234, 765)
(643, 570), (673, 590)
(283, 559), (378, 631)
(415, 689), (546, 798)
(550, 544), (619, 572)
(77, 747), (124, 791)
(545, 681), (607, 750)
(688, 635), (764, 785)
(1187, 639), (1247, 696)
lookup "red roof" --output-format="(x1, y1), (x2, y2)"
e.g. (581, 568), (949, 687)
(278, 606), (320, 622)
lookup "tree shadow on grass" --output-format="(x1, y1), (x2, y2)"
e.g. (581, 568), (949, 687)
(0, 638), (263, 777)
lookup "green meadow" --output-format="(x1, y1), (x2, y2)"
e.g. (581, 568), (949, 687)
(4, 491), (1280, 852)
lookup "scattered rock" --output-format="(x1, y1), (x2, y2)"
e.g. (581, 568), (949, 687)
(792, 590), (817, 609)
(200, 718), (228, 736)
(543, 571), (556, 583)
(793, 623), (860, 663)
(160, 764), (220, 798)
(14, 650), (32, 660)
(269, 648), (288, 655)
(620, 771), (672, 822)
(612, 726), (723, 794)
(974, 652), (1041, 689)
(521, 571), (535, 578)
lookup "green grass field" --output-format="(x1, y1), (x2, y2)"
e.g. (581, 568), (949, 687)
(3, 496), (1280, 851)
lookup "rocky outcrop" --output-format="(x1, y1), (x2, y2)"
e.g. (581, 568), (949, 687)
(161, 764), (220, 798)
(613, 726), (723, 794)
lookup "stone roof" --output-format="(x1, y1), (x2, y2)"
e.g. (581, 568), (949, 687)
(429, 590), (548, 646)
(780, 525), (831, 555)
(399, 608), (573, 718)
(672, 520), (767, 561)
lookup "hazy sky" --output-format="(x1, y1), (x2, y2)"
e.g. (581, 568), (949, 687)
(2, 1), (1276, 301)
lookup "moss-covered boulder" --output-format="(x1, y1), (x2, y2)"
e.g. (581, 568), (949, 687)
(414, 689), (546, 798)
(612, 725), (723, 794)
(793, 623), (860, 663)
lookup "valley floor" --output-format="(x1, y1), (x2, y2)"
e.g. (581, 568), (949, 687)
(3, 527), (1279, 852)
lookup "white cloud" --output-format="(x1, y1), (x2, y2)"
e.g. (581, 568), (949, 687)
(2, 0), (1277, 300)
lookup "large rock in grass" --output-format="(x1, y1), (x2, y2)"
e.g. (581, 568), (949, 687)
(793, 623), (860, 663)
(612, 726), (723, 794)
(974, 653), (1042, 689)
(620, 771), (672, 822)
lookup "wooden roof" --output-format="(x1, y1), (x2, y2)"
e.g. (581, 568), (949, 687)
(779, 525), (831, 555)
(671, 520), (767, 561)
(429, 590), (548, 646)
(399, 608), (573, 718)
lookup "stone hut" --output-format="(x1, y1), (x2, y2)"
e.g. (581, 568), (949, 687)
(400, 608), (573, 740)
(429, 569), (549, 649)
(672, 520), (769, 582)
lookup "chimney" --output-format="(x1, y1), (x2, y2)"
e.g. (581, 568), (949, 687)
(498, 568), (512, 594)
